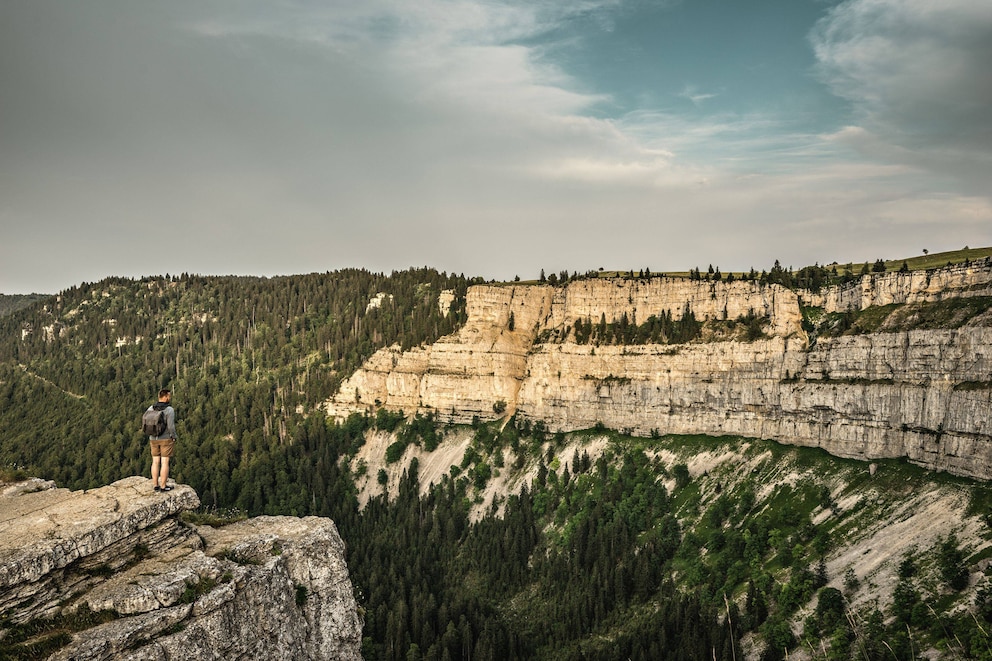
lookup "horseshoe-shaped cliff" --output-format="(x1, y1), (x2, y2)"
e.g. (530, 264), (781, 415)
(327, 263), (992, 480)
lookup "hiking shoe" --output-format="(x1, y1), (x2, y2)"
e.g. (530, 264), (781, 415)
(161, 485), (173, 492)
(153, 486), (161, 492)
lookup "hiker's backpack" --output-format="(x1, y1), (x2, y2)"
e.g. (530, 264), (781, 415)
(142, 408), (167, 437)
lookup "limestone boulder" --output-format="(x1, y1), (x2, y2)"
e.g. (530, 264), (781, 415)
(0, 477), (362, 660)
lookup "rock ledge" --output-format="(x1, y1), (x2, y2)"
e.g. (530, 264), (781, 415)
(0, 476), (362, 660)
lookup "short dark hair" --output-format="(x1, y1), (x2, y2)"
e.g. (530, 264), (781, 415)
(158, 388), (171, 399)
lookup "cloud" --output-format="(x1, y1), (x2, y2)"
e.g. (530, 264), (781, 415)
(188, 1), (611, 117)
(678, 85), (718, 106)
(185, 1), (706, 190)
(1, 0), (990, 294)
(810, 0), (992, 190)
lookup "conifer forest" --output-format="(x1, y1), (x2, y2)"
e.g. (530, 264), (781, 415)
(2, 268), (992, 660)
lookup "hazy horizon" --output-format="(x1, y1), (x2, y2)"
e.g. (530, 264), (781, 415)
(2, 0), (990, 295)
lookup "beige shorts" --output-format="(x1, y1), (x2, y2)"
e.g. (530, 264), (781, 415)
(150, 438), (175, 458)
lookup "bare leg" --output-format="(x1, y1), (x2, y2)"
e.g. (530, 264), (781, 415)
(151, 455), (161, 487)
(160, 456), (170, 489)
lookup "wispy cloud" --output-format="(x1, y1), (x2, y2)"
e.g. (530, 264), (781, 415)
(1, 0), (989, 294)
(678, 85), (717, 106)
(810, 0), (992, 192)
(188, 2), (612, 124)
(187, 1), (689, 187)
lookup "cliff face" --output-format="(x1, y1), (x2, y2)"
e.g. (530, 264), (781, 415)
(545, 276), (803, 336)
(516, 331), (992, 479)
(804, 261), (992, 312)
(330, 279), (803, 418)
(327, 267), (992, 481)
(0, 477), (363, 661)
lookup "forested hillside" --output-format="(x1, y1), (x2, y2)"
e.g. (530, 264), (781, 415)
(336, 416), (992, 661)
(3, 262), (992, 660)
(0, 268), (470, 503)
(0, 293), (48, 318)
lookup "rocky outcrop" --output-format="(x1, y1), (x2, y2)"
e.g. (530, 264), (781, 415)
(329, 279), (803, 419)
(545, 277), (803, 336)
(326, 269), (992, 481)
(0, 477), (362, 660)
(516, 330), (992, 479)
(803, 261), (992, 312)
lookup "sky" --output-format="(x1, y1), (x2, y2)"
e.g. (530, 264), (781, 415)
(1, 0), (991, 294)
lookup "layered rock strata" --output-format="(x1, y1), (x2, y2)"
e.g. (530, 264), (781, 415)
(804, 261), (992, 313)
(327, 271), (992, 480)
(0, 476), (362, 660)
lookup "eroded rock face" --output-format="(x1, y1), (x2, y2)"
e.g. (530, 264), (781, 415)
(0, 477), (363, 660)
(803, 261), (992, 312)
(545, 277), (803, 337)
(515, 330), (992, 479)
(327, 280), (803, 422)
(326, 269), (992, 480)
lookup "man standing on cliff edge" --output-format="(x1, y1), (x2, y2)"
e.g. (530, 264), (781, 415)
(146, 388), (176, 492)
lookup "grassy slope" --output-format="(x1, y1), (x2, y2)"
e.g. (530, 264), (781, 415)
(883, 246), (992, 272)
(514, 246), (992, 282)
